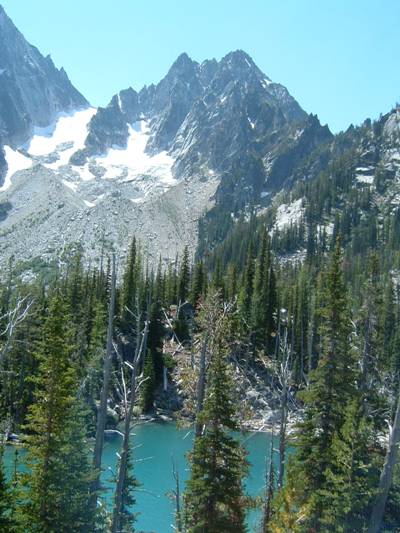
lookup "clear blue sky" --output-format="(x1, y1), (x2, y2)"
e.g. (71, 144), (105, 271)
(2, 0), (399, 132)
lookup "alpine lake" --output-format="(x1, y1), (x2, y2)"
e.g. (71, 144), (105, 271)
(3, 422), (278, 532)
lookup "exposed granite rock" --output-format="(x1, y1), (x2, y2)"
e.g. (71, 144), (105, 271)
(0, 4), (88, 184)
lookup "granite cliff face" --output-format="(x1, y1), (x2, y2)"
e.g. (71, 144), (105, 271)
(73, 49), (331, 199)
(0, 5), (87, 158)
(0, 5), (357, 276)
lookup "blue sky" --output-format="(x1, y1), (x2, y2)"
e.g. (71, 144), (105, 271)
(2, 0), (399, 132)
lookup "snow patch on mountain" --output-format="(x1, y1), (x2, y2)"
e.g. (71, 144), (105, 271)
(26, 108), (97, 167)
(97, 121), (175, 185)
(3, 110), (178, 203)
(0, 146), (32, 192)
(275, 198), (304, 230)
(355, 165), (375, 185)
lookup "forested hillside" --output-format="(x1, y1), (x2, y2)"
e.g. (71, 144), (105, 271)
(0, 3), (400, 531)
(1, 197), (400, 531)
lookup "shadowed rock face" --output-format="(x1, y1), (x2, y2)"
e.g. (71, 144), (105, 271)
(76, 49), (332, 201)
(0, 6), (338, 274)
(0, 4), (88, 153)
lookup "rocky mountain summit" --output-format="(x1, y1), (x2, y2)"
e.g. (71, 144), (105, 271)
(2, 4), (398, 278)
(0, 5), (87, 153)
(72, 49), (331, 197)
(0, 2), (334, 274)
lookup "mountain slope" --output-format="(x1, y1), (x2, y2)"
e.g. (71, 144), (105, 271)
(0, 6), (351, 276)
(0, 4), (88, 183)
(202, 105), (400, 272)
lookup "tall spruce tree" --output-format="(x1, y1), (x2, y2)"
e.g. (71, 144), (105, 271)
(19, 292), (95, 532)
(272, 239), (362, 531)
(0, 448), (13, 532)
(251, 230), (271, 349)
(183, 297), (249, 533)
(178, 246), (191, 304)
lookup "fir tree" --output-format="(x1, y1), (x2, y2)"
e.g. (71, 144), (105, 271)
(251, 230), (271, 349)
(178, 246), (191, 304)
(19, 292), (95, 533)
(272, 239), (362, 531)
(183, 299), (249, 533)
(141, 350), (156, 413)
(238, 241), (255, 331)
(190, 260), (205, 306)
(0, 448), (13, 532)
(116, 446), (139, 532)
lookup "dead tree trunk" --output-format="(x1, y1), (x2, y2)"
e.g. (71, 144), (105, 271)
(261, 431), (275, 532)
(111, 302), (150, 533)
(90, 254), (116, 512)
(278, 328), (290, 489)
(172, 458), (182, 533)
(195, 335), (208, 437)
(368, 394), (400, 533)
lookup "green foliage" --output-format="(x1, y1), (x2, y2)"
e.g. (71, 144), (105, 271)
(0, 447), (13, 532)
(184, 299), (249, 533)
(141, 351), (156, 413)
(18, 293), (95, 532)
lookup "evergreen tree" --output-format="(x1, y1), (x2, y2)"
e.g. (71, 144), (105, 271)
(116, 446), (139, 532)
(251, 230), (271, 349)
(147, 300), (165, 384)
(272, 239), (362, 531)
(141, 350), (156, 413)
(238, 241), (255, 333)
(120, 238), (139, 343)
(190, 260), (205, 306)
(19, 292), (95, 533)
(178, 247), (191, 304)
(0, 448), (13, 532)
(183, 300), (249, 533)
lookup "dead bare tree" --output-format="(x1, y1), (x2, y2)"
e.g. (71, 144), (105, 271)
(171, 457), (182, 533)
(0, 295), (34, 365)
(90, 253), (117, 513)
(111, 298), (150, 533)
(261, 429), (275, 533)
(368, 393), (400, 533)
(275, 327), (292, 489)
(193, 293), (233, 437)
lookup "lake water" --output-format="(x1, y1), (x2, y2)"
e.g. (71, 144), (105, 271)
(4, 422), (276, 532)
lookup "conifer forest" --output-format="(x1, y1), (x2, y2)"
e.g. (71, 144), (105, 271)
(0, 2), (400, 532)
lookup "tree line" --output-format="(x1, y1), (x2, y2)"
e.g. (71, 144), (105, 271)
(0, 227), (400, 531)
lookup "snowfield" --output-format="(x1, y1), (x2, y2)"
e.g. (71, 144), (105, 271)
(97, 121), (176, 187)
(26, 107), (97, 168)
(2, 108), (177, 203)
(275, 198), (304, 230)
(0, 146), (33, 192)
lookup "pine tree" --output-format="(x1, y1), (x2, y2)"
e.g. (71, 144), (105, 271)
(0, 448), (13, 532)
(19, 292), (95, 533)
(141, 350), (156, 413)
(147, 300), (165, 384)
(272, 239), (361, 531)
(238, 241), (255, 331)
(178, 246), (191, 304)
(190, 260), (205, 306)
(251, 230), (271, 349)
(120, 238), (139, 343)
(183, 299), (249, 533)
(115, 446), (139, 533)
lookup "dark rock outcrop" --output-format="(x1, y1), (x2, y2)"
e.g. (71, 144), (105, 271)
(0, 4), (88, 182)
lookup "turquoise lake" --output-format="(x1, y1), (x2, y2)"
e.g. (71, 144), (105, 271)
(4, 422), (276, 533)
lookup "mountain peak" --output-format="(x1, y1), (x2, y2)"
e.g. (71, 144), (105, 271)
(221, 50), (257, 70)
(173, 52), (194, 65)
(0, 4), (88, 150)
(166, 52), (198, 79)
